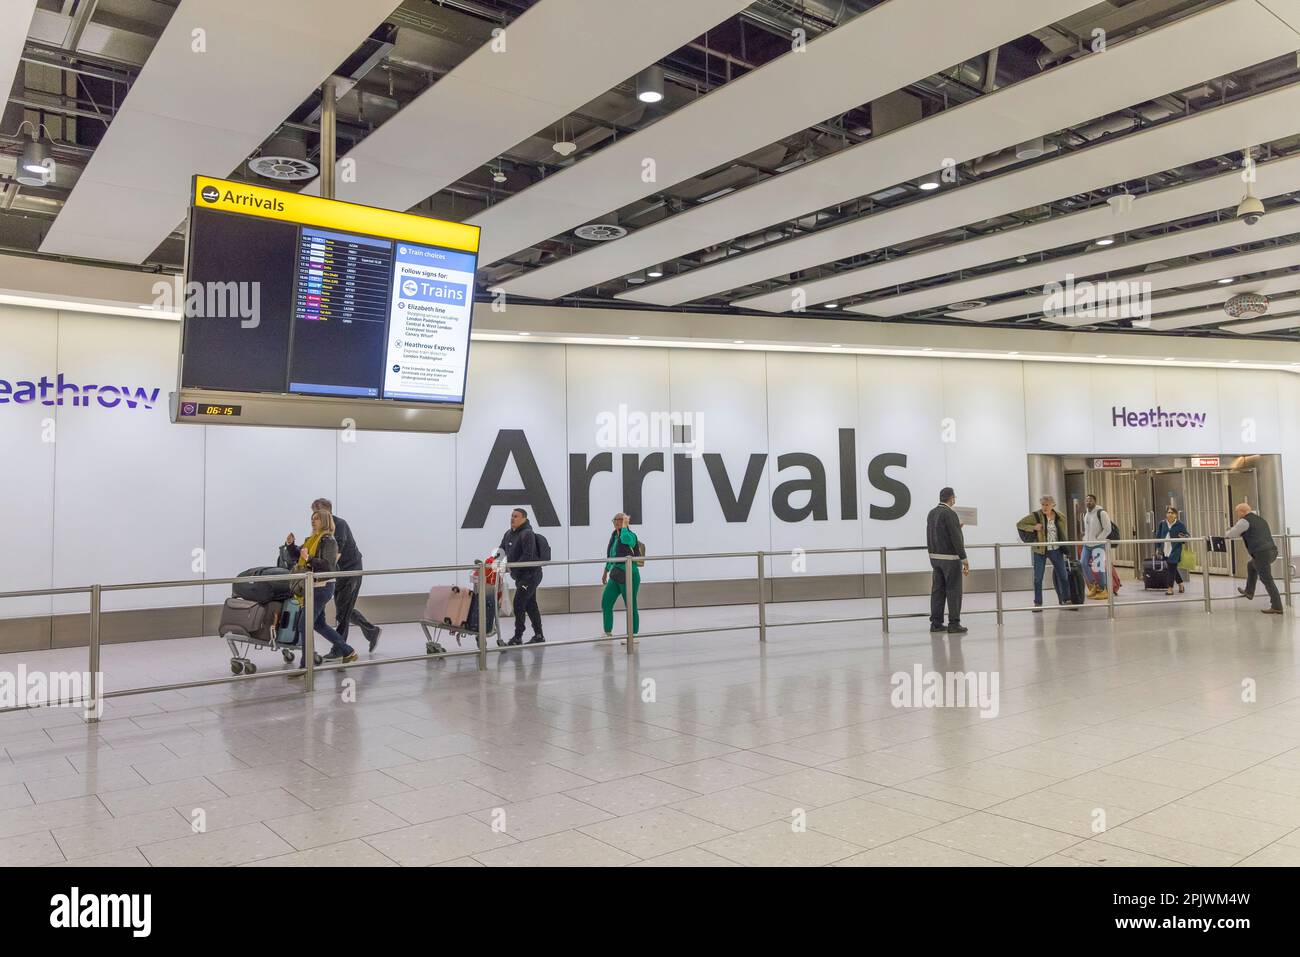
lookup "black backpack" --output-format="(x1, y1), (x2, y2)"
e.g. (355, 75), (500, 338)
(1017, 512), (1039, 544)
(1101, 509), (1121, 541)
(533, 532), (552, 562)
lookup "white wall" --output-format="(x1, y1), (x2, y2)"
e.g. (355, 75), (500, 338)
(1, 303), (1296, 614)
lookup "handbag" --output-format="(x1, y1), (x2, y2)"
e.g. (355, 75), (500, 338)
(1178, 544), (1196, 572)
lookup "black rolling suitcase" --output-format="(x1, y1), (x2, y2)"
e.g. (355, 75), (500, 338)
(1142, 557), (1172, 590)
(1064, 558), (1086, 605)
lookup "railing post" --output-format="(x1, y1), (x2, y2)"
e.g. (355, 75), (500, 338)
(756, 550), (767, 643)
(1105, 542), (1116, 620)
(993, 544), (1004, 626)
(87, 583), (101, 723)
(475, 560), (487, 671)
(879, 547), (890, 634)
(303, 569), (315, 692)
(624, 556), (635, 655)
(1283, 535), (1293, 610)
(1202, 538), (1213, 614)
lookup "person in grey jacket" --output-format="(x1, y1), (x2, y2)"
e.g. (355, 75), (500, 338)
(1226, 503), (1283, 614)
(926, 487), (969, 634)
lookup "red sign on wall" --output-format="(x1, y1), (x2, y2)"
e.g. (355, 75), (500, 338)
(1092, 458), (1131, 469)
(1190, 456), (1221, 468)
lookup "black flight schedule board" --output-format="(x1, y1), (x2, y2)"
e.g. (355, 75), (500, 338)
(179, 176), (481, 407)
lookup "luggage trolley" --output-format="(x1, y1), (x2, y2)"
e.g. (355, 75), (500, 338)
(219, 597), (322, 675)
(419, 556), (511, 655)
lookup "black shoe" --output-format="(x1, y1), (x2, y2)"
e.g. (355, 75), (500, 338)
(946, 624), (968, 634)
(929, 625), (947, 633)
(322, 649), (346, 661)
(366, 626), (382, 652)
(526, 635), (545, 644)
(505, 636), (523, 646)
(1031, 604), (1042, 613)
(1238, 587), (1254, 599)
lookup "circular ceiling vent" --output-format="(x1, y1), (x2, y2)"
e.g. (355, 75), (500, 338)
(1224, 292), (1269, 320)
(574, 222), (628, 242)
(249, 135), (318, 181)
(948, 300), (988, 311)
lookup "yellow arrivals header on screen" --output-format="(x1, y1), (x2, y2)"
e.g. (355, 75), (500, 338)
(191, 175), (480, 254)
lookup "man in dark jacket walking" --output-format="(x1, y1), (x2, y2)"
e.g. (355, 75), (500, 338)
(1226, 502), (1284, 614)
(927, 487), (969, 634)
(312, 498), (382, 651)
(500, 508), (545, 644)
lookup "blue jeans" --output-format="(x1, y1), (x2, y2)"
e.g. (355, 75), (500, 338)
(1033, 549), (1069, 604)
(296, 582), (351, 665)
(1081, 545), (1107, 588)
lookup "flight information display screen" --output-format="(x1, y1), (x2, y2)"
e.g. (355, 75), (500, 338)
(180, 177), (479, 406)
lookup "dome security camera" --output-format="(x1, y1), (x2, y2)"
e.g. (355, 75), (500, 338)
(1237, 193), (1265, 226)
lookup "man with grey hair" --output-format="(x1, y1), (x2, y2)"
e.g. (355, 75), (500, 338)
(1225, 502), (1283, 615)
(1016, 495), (1071, 611)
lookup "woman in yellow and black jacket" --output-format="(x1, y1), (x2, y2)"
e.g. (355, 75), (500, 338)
(283, 508), (355, 667)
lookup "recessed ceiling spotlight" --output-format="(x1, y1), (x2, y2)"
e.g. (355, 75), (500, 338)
(1016, 255), (1028, 264)
(1095, 354), (1107, 358)
(647, 264), (664, 278)
(636, 65), (665, 104)
(1164, 356), (1175, 361)
(518, 331), (531, 336)
(921, 347), (933, 352)
(628, 335), (640, 340)
(825, 302), (839, 309)
(1217, 277), (1235, 284)
(917, 172), (941, 191)
(733, 340), (745, 344)
(1095, 235), (1116, 246)
(626, 270), (646, 285)
(831, 344), (842, 348)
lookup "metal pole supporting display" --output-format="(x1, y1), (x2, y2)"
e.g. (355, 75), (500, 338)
(1105, 542), (1116, 620)
(993, 544), (1004, 626)
(757, 550), (767, 643)
(475, 560), (487, 671)
(1202, 541), (1213, 613)
(87, 583), (101, 724)
(624, 556), (635, 655)
(303, 570), (315, 692)
(1283, 535), (1293, 609)
(879, 547), (890, 634)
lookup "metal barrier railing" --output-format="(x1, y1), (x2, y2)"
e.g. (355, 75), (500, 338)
(0, 532), (1293, 722)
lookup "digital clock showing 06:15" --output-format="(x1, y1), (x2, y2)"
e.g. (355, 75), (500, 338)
(202, 404), (241, 416)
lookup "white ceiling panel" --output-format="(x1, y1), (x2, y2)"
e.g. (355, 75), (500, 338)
(724, 86), (1300, 313)
(481, 0), (1097, 272)
(502, 0), (1300, 301)
(1224, 310), (1300, 333)
(852, 199), (1300, 320)
(299, 0), (754, 210)
(946, 238), (1300, 325)
(39, 0), (400, 264)
(1, 2), (37, 107)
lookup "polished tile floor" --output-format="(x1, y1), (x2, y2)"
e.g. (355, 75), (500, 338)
(1, 577), (1298, 867)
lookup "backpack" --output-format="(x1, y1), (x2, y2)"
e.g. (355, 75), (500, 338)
(1017, 513), (1039, 544)
(633, 540), (646, 566)
(1101, 509), (1121, 541)
(533, 532), (551, 562)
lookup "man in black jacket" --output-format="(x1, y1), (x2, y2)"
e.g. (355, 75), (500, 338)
(1226, 502), (1284, 615)
(500, 508), (545, 645)
(312, 498), (382, 651)
(926, 487), (969, 634)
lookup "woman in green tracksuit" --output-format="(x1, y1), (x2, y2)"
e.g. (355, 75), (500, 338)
(601, 512), (640, 640)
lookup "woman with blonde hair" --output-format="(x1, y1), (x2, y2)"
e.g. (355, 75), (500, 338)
(284, 508), (355, 668)
(601, 512), (641, 644)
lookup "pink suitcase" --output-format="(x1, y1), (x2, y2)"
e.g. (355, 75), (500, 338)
(424, 585), (473, 628)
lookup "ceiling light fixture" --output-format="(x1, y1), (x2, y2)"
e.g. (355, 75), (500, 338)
(825, 302), (839, 309)
(626, 270), (647, 285)
(15, 120), (55, 187)
(917, 172), (941, 191)
(1095, 235), (1115, 246)
(1217, 277), (1235, 284)
(636, 65), (665, 104)
(647, 264), (664, 278)
(733, 340), (745, 344)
